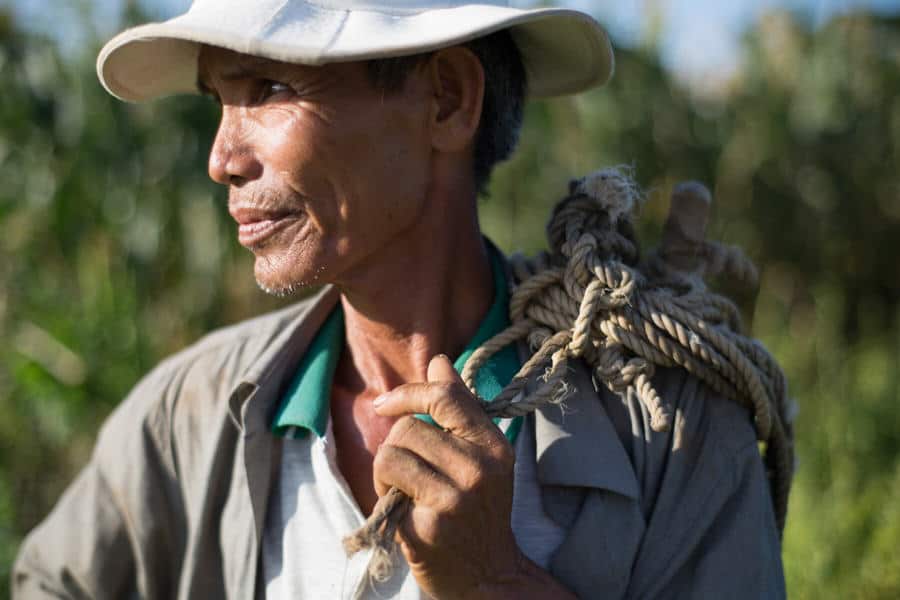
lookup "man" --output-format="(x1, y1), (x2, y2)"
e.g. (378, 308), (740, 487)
(14, 1), (786, 598)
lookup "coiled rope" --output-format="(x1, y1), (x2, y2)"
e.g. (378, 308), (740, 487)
(343, 167), (796, 581)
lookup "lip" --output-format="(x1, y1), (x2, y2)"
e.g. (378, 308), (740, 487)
(229, 206), (302, 248)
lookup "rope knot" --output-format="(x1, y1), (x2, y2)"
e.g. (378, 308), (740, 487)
(568, 166), (642, 225)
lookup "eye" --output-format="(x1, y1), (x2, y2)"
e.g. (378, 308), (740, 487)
(259, 80), (292, 102)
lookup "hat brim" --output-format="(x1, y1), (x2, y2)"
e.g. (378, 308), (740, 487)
(97, 4), (613, 102)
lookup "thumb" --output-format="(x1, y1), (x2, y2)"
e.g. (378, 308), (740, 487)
(426, 354), (464, 384)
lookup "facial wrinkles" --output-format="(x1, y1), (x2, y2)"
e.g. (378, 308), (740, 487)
(241, 108), (342, 291)
(283, 87), (367, 239)
(284, 69), (339, 101)
(222, 111), (286, 211)
(276, 109), (339, 236)
(235, 105), (263, 147)
(200, 48), (439, 297)
(226, 105), (314, 214)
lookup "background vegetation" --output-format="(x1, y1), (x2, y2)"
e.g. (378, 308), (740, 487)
(1, 4), (898, 598)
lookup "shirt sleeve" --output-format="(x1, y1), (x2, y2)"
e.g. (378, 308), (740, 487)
(12, 367), (185, 600)
(13, 462), (138, 600)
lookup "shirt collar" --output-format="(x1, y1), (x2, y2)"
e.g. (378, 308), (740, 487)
(533, 359), (640, 499)
(227, 285), (341, 434)
(270, 305), (343, 438)
(271, 245), (520, 439)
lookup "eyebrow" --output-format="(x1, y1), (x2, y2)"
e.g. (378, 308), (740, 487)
(196, 55), (278, 96)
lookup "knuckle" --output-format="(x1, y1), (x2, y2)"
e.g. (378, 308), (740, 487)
(372, 444), (395, 475)
(412, 468), (442, 504)
(446, 380), (471, 398)
(425, 381), (454, 401)
(463, 468), (486, 491)
(476, 444), (513, 482)
(494, 440), (515, 468)
(387, 415), (419, 445)
(431, 380), (471, 402)
(484, 430), (514, 460)
(457, 454), (494, 491)
(431, 510), (457, 537)
(439, 488), (465, 516)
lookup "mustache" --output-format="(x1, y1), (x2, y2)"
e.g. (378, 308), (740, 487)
(227, 186), (305, 213)
(227, 186), (308, 226)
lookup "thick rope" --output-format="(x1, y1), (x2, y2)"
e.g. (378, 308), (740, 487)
(343, 167), (795, 581)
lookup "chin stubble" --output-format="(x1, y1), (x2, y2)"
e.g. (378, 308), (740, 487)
(255, 265), (328, 298)
(256, 280), (303, 298)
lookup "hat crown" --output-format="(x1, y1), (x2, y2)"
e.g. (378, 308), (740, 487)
(189, 0), (510, 15)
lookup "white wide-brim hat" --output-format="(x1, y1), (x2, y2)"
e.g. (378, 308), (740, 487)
(97, 0), (614, 102)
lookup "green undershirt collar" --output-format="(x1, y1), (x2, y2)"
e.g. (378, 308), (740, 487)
(272, 248), (522, 443)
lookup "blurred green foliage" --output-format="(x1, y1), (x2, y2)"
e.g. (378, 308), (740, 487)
(1, 6), (899, 598)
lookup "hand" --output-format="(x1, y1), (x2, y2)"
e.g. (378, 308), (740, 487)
(372, 354), (527, 599)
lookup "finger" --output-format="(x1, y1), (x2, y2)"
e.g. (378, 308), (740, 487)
(374, 381), (500, 447)
(372, 444), (457, 510)
(383, 415), (485, 486)
(426, 354), (464, 385)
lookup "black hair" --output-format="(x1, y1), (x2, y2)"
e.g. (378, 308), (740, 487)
(366, 29), (527, 196)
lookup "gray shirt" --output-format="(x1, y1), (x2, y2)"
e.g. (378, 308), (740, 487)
(14, 285), (786, 599)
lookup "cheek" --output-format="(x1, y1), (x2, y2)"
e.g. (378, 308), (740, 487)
(259, 110), (329, 195)
(252, 96), (431, 258)
(343, 109), (431, 224)
(256, 108), (347, 236)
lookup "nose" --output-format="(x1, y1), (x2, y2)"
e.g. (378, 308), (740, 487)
(208, 107), (263, 186)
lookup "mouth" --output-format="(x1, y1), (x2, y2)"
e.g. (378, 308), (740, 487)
(229, 206), (304, 248)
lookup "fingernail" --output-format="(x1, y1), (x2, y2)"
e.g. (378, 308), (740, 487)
(373, 393), (388, 407)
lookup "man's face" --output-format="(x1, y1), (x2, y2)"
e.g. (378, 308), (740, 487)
(198, 47), (434, 295)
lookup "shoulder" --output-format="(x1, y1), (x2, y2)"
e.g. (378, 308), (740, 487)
(152, 295), (318, 391)
(536, 363), (783, 597)
(654, 365), (760, 459)
(12, 295), (330, 600)
(590, 364), (767, 520)
(597, 365), (761, 467)
(93, 292), (324, 472)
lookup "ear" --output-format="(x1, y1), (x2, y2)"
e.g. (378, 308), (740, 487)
(426, 46), (485, 154)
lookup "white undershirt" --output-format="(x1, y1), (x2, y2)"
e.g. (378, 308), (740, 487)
(262, 415), (565, 599)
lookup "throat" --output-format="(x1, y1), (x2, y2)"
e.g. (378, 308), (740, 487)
(329, 354), (397, 516)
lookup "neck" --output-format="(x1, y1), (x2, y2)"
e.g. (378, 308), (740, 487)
(333, 185), (493, 396)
